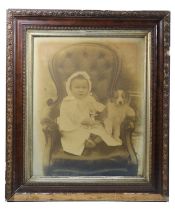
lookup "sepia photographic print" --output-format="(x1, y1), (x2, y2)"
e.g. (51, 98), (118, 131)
(6, 10), (169, 201)
(31, 33), (148, 178)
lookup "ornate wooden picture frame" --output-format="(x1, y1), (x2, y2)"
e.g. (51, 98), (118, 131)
(6, 9), (170, 201)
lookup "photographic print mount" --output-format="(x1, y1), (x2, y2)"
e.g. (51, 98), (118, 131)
(6, 9), (170, 201)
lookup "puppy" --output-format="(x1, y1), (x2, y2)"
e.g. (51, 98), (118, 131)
(104, 89), (135, 143)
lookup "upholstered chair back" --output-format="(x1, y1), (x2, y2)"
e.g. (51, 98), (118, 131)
(49, 43), (121, 103)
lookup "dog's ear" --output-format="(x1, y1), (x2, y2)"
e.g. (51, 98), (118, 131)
(110, 97), (115, 103)
(107, 95), (115, 103)
(110, 90), (118, 103)
(125, 91), (131, 104)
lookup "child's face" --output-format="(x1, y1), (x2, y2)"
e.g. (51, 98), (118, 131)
(70, 78), (89, 99)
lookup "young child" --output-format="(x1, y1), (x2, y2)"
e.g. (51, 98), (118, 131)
(58, 71), (122, 156)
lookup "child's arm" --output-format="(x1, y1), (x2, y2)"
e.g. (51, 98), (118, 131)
(58, 100), (79, 131)
(89, 96), (105, 112)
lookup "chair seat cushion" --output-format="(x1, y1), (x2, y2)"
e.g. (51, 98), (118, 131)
(52, 141), (129, 161)
(46, 142), (136, 176)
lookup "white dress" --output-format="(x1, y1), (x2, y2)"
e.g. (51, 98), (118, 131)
(58, 95), (119, 156)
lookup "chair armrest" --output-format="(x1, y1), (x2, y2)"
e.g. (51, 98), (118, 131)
(41, 117), (61, 172)
(41, 118), (59, 135)
(120, 117), (138, 165)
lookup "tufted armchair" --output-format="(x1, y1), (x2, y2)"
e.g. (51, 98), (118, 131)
(41, 43), (138, 176)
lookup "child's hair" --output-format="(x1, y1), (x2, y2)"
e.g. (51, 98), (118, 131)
(70, 74), (89, 89)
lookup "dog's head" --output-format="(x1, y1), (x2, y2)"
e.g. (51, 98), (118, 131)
(112, 89), (130, 106)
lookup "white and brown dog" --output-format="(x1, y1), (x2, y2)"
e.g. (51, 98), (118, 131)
(104, 89), (135, 144)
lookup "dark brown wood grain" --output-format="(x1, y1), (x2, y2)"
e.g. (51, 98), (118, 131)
(6, 9), (170, 201)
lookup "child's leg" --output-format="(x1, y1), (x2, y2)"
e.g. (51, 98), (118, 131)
(91, 126), (122, 146)
(113, 125), (122, 142)
(104, 118), (113, 135)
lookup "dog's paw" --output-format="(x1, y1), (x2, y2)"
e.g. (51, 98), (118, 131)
(129, 121), (135, 129)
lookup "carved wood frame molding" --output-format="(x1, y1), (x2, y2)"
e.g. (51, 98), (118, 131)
(6, 9), (170, 201)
